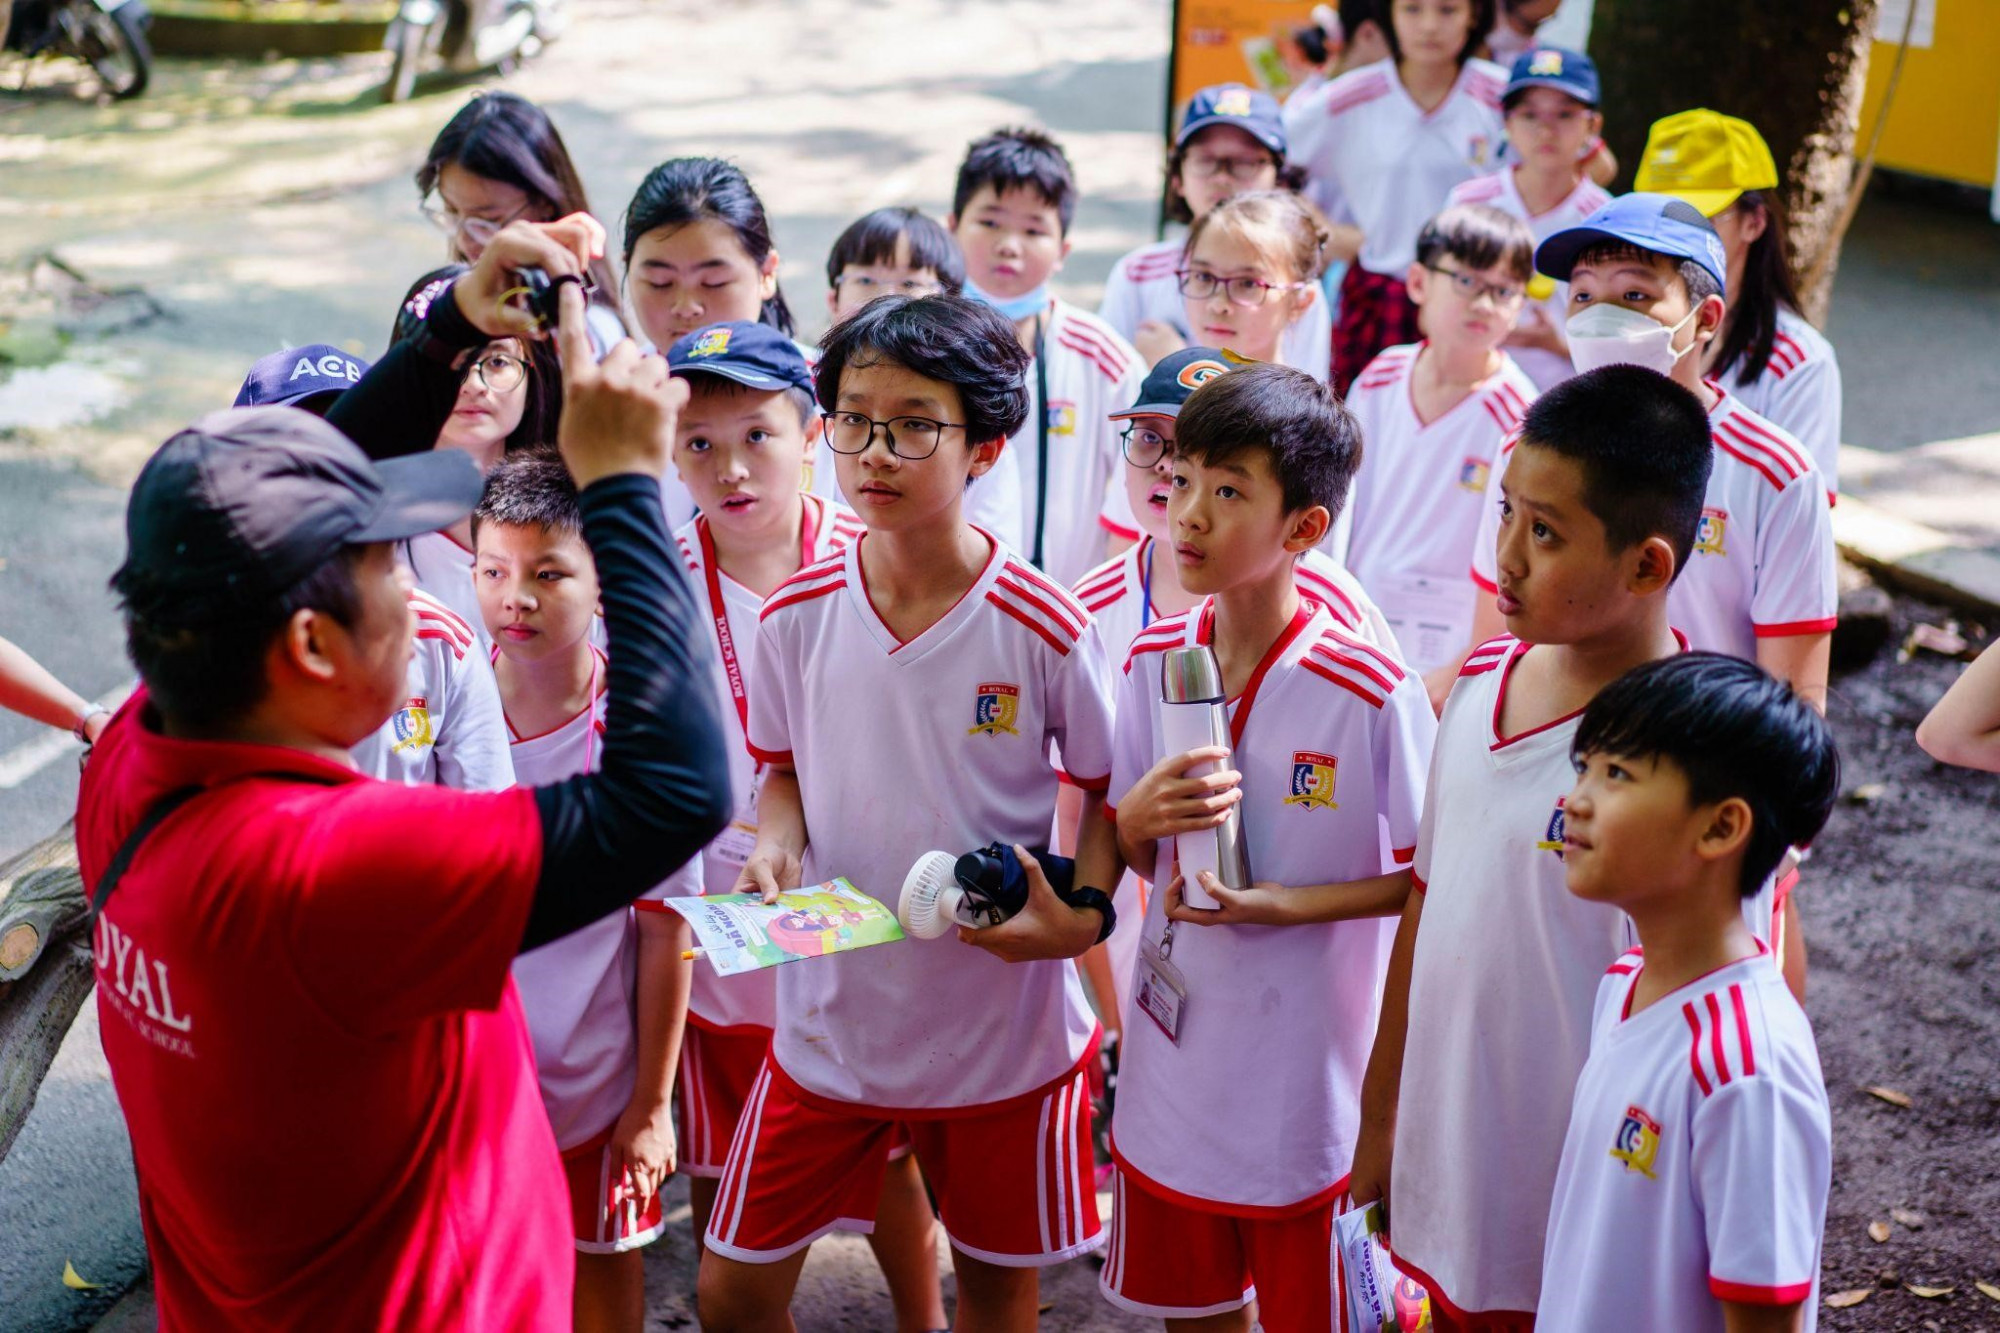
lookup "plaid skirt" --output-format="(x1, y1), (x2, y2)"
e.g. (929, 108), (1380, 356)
(1331, 265), (1422, 396)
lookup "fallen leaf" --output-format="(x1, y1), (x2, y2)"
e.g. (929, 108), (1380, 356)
(1976, 1281), (2000, 1302)
(61, 1260), (102, 1291)
(1847, 783), (1887, 806)
(1868, 1221), (1892, 1243)
(1863, 1085), (1913, 1108)
(1826, 1289), (1871, 1309)
(1905, 1284), (1954, 1299)
(1891, 1207), (1925, 1228)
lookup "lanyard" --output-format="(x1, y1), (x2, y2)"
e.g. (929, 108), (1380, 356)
(1031, 313), (1050, 569)
(1193, 598), (1316, 752)
(1138, 537), (1156, 630)
(695, 497), (820, 759)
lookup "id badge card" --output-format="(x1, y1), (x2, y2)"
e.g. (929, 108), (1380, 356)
(1135, 942), (1189, 1045)
(710, 784), (759, 869)
(1381, 571), (1476, 676)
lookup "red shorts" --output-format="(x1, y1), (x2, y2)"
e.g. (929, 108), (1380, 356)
(561, 1125), (665, 1254)
(678, 1023), (772, 1178)
(705, 1058), (1100, 1266)
(1099, 1168), (1340, 1329)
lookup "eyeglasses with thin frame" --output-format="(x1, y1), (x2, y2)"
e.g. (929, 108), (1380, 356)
(1424, 263), (1527, 307)
(1121, 422), (1172, 469)
(1175, 267), (1311, 308)
(820, 411), (967, 460)
(461, 349), (527, 394)
(1180, 153), (1276, 182)
(836, 273), (944, 300)
(421, 194), (537, 248)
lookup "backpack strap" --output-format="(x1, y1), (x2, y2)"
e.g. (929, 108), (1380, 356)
(89, 786), (204, 920)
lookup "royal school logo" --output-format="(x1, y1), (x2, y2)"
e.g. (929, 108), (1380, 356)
(1527, 49), (1565, 77)
(1213, 87), (1255, 117)
(1458, 456), (1491, 493)
(1284, 751), (1339, 810)
(968, 682), (1020, 736)
(1046, 400), (1077, 436)
(1695, 507), (1728, 557)
(1176, 357), (1229, 391)
(1610, 1104), (1662, 1178)
(391, 697), (435, 754)
(1468, 134), (1492, 169)
(1535, 795), (1566, 858)
(689, 327), (731, 358)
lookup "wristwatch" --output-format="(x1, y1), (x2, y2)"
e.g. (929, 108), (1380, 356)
(73, 705), (109, 744)
(1060, 885), (1117, 945)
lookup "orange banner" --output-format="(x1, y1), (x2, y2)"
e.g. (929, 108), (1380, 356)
(1167, 0), (1323, 125)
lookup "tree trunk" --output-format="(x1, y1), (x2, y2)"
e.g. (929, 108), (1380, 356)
(1589, 0), (1881, 322)
(0, 823), (90, 1166)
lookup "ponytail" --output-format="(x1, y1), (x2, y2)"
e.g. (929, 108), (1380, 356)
(1712, 191), (1802, 386)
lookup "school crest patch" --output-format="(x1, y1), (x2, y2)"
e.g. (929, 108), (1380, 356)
(1284, 751), (1339, 810)
(1610, 1104), (1662, 1179)
(1045, 399), (1077, 436)
(1458, 456), (1491, 493)
(1695, 507), (1728, 557)
(391, 697), (434, 754)
(968, 682), (1020, 736)
(1535, 795), (1566, 858)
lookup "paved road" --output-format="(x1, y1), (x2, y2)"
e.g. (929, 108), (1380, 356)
(1, 1), (1997, 1326)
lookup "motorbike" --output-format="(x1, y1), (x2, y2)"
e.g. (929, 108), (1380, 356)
(382, 0), (562, 103)
(1, 0), (152, 98)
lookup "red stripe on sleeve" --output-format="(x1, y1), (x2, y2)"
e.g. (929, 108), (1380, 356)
(1706, 991), (1732, 1086)
(1470, 568), (1498, 594)
(1729, 983), (1756, 1076)
(1752, 617), (1836, 638)
(746, 743), (793, 767)
(1392, 845), (1415, 865)
(986, 592), (1071, 656)
(1683, 1003), (1713, 1096)
(1708, 1278), (1813, 1305)
(1411, 871), (1426, 894)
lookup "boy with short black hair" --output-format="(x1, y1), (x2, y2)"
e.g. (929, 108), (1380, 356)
(663, 321), (946, 1333)
(950, 126), (1146, 583)
(825, 206), (965, 321)
(1352, 365), (1711, 1331)
(1445, 47), (1611, 389)
(699, 294), (1124, 1333)
(1333, 203), (1538, 689)
(1100, 363), (1434, 1331)
(474, 453), (694, 1333)
(1540, 652), (1838, 1333)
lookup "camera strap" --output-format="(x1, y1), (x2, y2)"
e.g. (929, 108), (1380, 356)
(1032, 312), (1050, 570)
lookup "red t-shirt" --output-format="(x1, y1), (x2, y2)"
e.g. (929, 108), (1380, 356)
(76, 695), (567, 1330)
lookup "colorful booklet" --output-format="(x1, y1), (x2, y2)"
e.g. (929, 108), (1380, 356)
(1336, 1201), (1432, 1332)
(656, 878), (904, 977)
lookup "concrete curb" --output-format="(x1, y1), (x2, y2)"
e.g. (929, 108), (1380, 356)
(1836, 443), (2000, 618)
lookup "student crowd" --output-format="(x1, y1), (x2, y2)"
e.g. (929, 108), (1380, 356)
(65, 1), (2000, 1331)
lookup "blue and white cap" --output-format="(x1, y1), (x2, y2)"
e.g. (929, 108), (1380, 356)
(666, 321), (815, 393)
(1505, 47), (1599, 107)
(1176, 83), (1286, 157)
(1534, 193), (1730, 295)
(233, 344), (371, 411)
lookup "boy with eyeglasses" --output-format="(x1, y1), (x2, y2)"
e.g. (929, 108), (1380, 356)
(950, 126), (1146, 583)
(696, 294), (1125, 1333)
(1329, 204), (1538, 698)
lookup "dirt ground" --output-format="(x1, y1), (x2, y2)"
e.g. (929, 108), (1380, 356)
(1809, 592), (2000, 1331)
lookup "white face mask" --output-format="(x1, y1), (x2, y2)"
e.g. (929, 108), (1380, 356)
(1565, 302), (1701, 376)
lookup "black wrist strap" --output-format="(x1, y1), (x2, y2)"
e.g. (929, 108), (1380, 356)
(1059, 884), (1116, 945)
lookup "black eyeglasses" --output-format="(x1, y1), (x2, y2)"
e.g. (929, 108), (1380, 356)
(820, 411), (968, 460)
(1423, 264), (1526, 306)
(1175, 268), (1309, 308)
(460, 349), (526, 393)
(1121, 423), (1171, 468)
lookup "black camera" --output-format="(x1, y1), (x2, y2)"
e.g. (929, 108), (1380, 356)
(515, 266), (592, 330)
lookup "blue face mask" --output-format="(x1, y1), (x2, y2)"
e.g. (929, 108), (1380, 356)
(963, 276), (1051, 323)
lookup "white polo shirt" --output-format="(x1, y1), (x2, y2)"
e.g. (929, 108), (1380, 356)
(1005, 301), (1147, 585)
(1107, 598), (1433, 1214)
(1443, 168), (1611, 390)
(1334, 342), (1535, 671)
(1389, 635), (1641, 1320)
(1098, 238), (1333, 382)
(672, 493), (864, 1035)
(507, 664), (700, 1151)
(1538, 947), (1829, 1333)
(1284, 57), (1507, 277)
(351, 589), (513, 793)
(400, 530), (482, 647)
(1471, 389), (1836, 663)
(746, 532), (1116, 1111)
(1714, 306), (1842, 497)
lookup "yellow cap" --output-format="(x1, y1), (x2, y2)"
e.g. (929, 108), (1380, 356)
(1632, 109), (1778, 217)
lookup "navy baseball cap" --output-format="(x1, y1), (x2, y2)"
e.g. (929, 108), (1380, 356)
(1176, 84), (1285, 157)
(233, 344), (371, 412)
(1535, 193), (1730, 294)
(1109, 347), (1233, 420)
(666, 321), (814, 393)
(115, 407), (482, 621)
(1504, 47), (1599, 107)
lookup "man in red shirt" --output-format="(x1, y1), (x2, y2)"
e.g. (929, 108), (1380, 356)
(77, 258), (732, 1330)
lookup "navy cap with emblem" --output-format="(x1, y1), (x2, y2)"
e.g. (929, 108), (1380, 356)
(1534, 193), (1730, 295)
(1176, 84), (1286, 157)
(233, 344), (373, 413)
(1504, 46), (1599, 107)
(1110, 347), (1234, 421)
(666, 321), (815, 393)
(115, 407), (482, 622)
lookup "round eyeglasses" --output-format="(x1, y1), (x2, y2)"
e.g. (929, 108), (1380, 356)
(820, 411), (968, 460)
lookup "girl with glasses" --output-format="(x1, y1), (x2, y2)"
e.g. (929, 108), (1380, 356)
(1149, 191), (1330, 379)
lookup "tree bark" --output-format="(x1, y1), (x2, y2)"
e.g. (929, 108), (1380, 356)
(1588, 0), (1881, 322)
(0, 824), (90, 1166)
